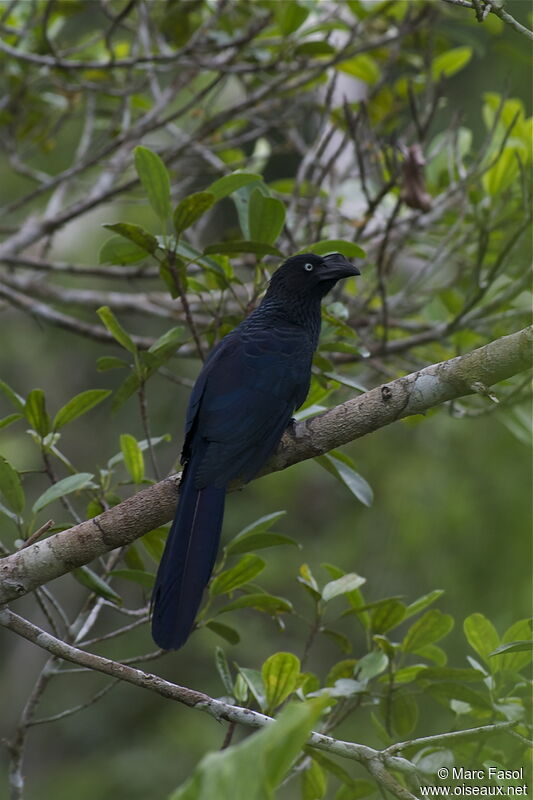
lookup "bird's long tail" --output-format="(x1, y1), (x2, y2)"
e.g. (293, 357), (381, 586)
(151, 453), (226, 650)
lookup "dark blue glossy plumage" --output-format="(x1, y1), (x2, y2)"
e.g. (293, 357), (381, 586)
(151, 252), (360, 649)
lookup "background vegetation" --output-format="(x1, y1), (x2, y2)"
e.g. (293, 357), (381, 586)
(0, 1), (531, 799)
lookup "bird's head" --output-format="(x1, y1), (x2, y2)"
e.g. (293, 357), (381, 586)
(266, 252), (361, 301)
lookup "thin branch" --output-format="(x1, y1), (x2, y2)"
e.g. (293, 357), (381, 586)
(439, 0), (533, 39)
(0, 608), (419, 800)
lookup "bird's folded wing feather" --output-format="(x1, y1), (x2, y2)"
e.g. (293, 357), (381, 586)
(183, 324), (312, 488)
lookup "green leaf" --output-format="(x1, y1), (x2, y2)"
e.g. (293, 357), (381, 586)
(119, 434), (145, 483)
(215, 593), (293, 617)
(133, 145), (171, 222)
(203, 240), (282, 257)
(483, 145), (523, 195)
(214, 646), (234, 694)
(402, 610), (454, 654)
(110, 568), (155, 588)
(0, 413), (23, 430)
(301, 240), (365, 259)
(371, 598), (406, 634)
(97, 356), (129, 371)
(173, 192), (215, 234)
(99, 235), (149, 265)
(357, 651), (388, 681)
(262, 652), (301, 712)
(205, 621), (240, 645)
(248, 189), (286, 245)
(226, 512), (295, 555)
(210, 554), (266, 596)
(111, 373), (141, 412)
(207, 172), (262, 201)
(124, 543), (145, 571)
(322, 573), (366, 602)
(72, 566), (122, 604)
(420, 667), (485, 683)
(169, 700), (327, 800)
(463, 613), (500, 669)
(141, 527), (168, 562)
(336, 54), (380, 85)
(492, 639), (533, 656)
(389, 690), (418, 738)
(97, 306), (137, 355)
(238, 667), (266, 710)
(301, 758), (327, 800)
(0, 456), (25, 514)
(309, 751), (361, 791)
(231, 180), (266, 238)
(148, 326), (184, 355)
(294, 41), (335, 56)
(53, 389), (111, 430)
(226, 533), (299, 557)
(431, 46), (472, 81)
(417, 644), (447, 666)
(427, 682), (491, 712)
(0, 379), (24, 411)
(404, 590), (445, 620)
(321, 628), (352, 654)
(102, 222), (159, 254)
(497, 618), (533, 672)
(32, 473), (94, 514)
(316, 452), (373, 507)
(25, 389), (50, 436)
(272, 1), (309, 35)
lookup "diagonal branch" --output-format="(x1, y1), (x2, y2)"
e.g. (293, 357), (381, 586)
(0, 326), (531, 605)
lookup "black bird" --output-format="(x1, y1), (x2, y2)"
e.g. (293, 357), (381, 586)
(151, 252), (361, 649)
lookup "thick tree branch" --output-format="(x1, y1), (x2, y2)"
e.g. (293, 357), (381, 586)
(0, 327), (530, 605)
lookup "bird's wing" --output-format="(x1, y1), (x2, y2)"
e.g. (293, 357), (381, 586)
(185, 324), (312, 488)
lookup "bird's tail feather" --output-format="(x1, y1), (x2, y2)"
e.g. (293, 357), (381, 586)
(151, 454), (226, 650)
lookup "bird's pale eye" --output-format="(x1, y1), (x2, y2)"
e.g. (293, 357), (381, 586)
(303, 263), (314, 272)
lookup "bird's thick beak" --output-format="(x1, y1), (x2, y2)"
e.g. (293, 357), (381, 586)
(321, 252), (361, 280)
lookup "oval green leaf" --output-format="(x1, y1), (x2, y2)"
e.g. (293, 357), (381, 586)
(205, 621), (240, 645)
(25, 389), (50, 437)
(248, 189), (286, 245)
(322, 573), (366, 603)
(173, 191), (215, 234)
(103, 222), (158, 254)
(464, 612), (501, 669)
(32, 472), (94, 514)
(371, 598), (407, 633)
(403, 609), (454, 654)
(0, 456), (25, 514)
(72, 566), (122, 604)
(207, 172), (262, 201)
(99, 235), (149, 265)
(431, 46), (472, 82)
(210, 554), (266, 596)
(120, 433), (145, 484)
(215, 593), (293, 616)
(97, 306), (137, 355)
(133, 145), (171, 222)
(262, 651), (301, 711)
(53, 389), (111, 430)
